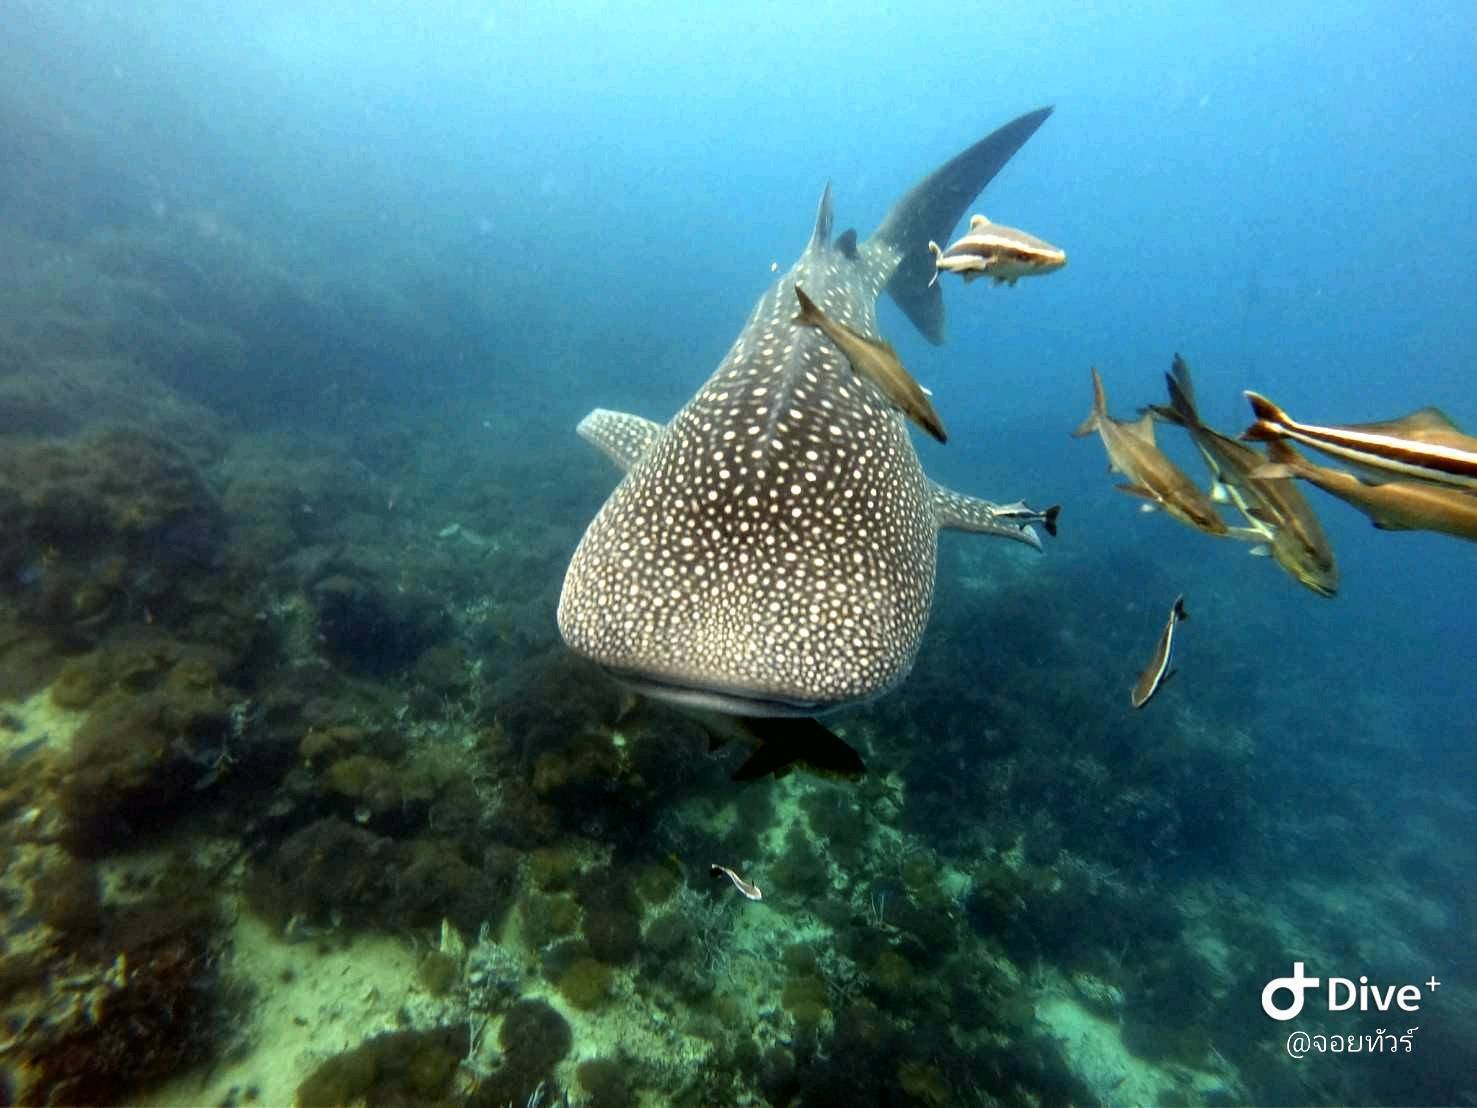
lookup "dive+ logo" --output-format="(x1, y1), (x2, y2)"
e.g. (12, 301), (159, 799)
(1262, 962), (1441, 1021)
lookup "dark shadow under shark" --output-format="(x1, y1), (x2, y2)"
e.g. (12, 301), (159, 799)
(559, 108), (1055, 780)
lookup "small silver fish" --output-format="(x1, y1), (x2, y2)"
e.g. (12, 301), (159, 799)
(984, 499), (1060, 538)
(710, 863), (763, 901)
(1131, 595), (1187, 710)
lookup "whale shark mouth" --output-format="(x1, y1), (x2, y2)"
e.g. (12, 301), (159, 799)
(602, 668), (831, 719)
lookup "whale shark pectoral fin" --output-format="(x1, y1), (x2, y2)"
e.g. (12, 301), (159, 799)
(872, 106), (1053, 345)
(576, 408), (663, 472)
(930, 483), (1045, 551)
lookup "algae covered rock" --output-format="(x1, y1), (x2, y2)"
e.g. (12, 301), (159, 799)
(632, 860), (679, 906)
(51, 641), (238, 852)
(519, 893), (580, 949)
(4, 876), (225, 1106)
(311, 572), (446, 675)
(295, 1027), (466, 1107)
(527, 845), (580, 892)
(782, 974), (829, 1028)
(583, 906), (641, 965)
(324, 753), (402, 812)
(578, 1057), (636, 1108)
(247, 819), (512, 935)
(557, 957), (614, 1010)
(0, 428), (227, 643)
(494, 998), (571, 1090)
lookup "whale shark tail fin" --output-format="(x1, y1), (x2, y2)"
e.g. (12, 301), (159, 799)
(871, 107), (1053, 345)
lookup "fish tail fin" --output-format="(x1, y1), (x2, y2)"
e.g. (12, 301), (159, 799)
(1042, 504), (1061, 537)
(1072, 367), (1107, 437)
(792, 286), (822, 327)
(927, 241), (943, 288)
(1146, 403), (1185, 426)
(1241, 390), (1290, 441)
(730, 717), (865, 782)
(1252, 437), (1304, 479)
(1172, 594), (1188, 622)
(871, 107), (1053, 344)
(1166, 354), (1203, 426)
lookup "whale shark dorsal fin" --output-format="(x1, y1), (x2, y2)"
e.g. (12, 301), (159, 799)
(871, 107), (1052, 345)
(807, 180), (834, 252)
(576, 408), (663, 472)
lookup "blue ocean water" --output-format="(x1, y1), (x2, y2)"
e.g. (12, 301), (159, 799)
(1, 2), (1473, 1105)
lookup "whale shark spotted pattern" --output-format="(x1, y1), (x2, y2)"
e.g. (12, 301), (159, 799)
(558, 109), (1054, 728)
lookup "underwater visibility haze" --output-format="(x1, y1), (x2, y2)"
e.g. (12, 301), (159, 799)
(0, 2), (1473, 1105)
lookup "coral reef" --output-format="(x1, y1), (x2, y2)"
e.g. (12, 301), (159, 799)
(459, 998), (574, 1105)
(0, 850), (231, 1106)
(244, 818), (513, 936)
(43, 637), (249, 852)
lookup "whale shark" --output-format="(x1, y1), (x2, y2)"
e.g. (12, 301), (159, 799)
(558, 108), (1055, 778)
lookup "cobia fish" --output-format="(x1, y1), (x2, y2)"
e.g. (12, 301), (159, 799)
(1150, 354), (1337, 597)
(1256, 441), (1477, 544)
(1242, 391), (1477, 491)
(1072, 367), (1229, 536)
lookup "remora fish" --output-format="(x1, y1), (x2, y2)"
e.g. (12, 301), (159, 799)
(710, 864), (763, 901)
(1256, 441), (1477, 543)
(1149, 355), (1337, 597)
(927, 213), (1066, 287)
(559, 109), (1055, 780)
(1072, 367), (1229, 536)
(1131, 594), (1187, 709)
(1242, 391), (1477, 491)
(792, 285), (947, 443)
(980, 499), (1061, 538)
